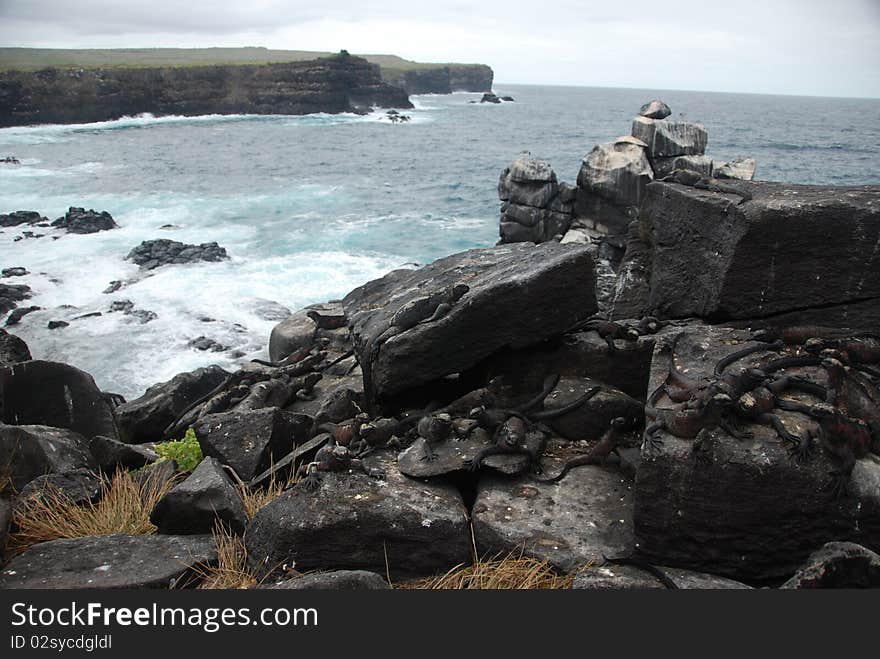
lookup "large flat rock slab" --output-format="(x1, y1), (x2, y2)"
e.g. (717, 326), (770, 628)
(0, 534), (217, 589)
(342, 243), (597, 406)
(633, 326), (880, 581)
(643, 181), (880, 327)
(472, 466), (635, 573)
(245, 452), (470, 579)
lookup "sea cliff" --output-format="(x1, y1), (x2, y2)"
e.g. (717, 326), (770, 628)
(0, 52), (413, 127)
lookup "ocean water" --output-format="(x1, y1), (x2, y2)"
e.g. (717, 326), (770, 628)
(2, 84), (879, 400)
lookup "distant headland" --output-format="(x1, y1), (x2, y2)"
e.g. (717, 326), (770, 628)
(0, 47), (494, 127)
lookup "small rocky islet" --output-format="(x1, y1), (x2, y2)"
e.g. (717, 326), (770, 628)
(1, 100), (879, 590)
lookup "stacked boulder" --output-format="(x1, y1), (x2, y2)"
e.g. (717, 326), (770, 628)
(499, 101), (757, 249)
(498, 153), (575, 244)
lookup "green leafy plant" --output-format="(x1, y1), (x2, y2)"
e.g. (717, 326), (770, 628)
(155, 428), (204, 473)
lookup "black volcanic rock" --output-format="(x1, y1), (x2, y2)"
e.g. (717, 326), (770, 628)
(572, 563), (751, 589)
(193, 408), (312, 481)
(2, 267), (28, 277)
(0, 328), (31, 366)
(116, 365), (229, 444)
(0, 54), (412, 128)
(126, 239), (229, 270)
(633, 326), (880, 581)
(0, 424), (96, 491)
(14, 468), (103, 515)
(0, 283), (31, 315)
(245, 452), (470, 580)
(51, 207), (118, 234)
(472, 466), (635, 573)
(89, 435), (158, 471)
(266, 570), (390, 590)
(780, 542), (880, 589)
(0, 360), (119, 440)
(0, 210), (46, 227)
(150, 457), (248, 535)
(640, 180), (880, 328)
(0, 534), (217, 588)
(342, 243), (597, 407)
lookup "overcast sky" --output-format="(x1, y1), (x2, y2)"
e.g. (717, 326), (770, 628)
(1, 0), (878, 97)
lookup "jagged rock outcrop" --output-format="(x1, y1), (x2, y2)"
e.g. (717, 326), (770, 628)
(126, 239), (229, 270)
(0, 283), (31, 316)
(193, 408), (312, 481)
(577, 137), (654, 209)
(342, 242), (597, 408)
(632, 115), (708, 159)
(51, 206), (118, 234)
(0, 53), (412, 127)
(498, 153), (575, 244)
(0, 210), (47, 227)
(639, 180), (880, 328)
(116, 365), (229, 444)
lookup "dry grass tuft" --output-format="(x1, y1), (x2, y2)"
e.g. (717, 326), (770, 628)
(397, 550), (575, 590)
(196, 523), (261, 590)
(236, 467), (299, 519)
(8, 467), (178, 555)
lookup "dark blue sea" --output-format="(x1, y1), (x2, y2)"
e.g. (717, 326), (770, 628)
(2, 84), (878, 397)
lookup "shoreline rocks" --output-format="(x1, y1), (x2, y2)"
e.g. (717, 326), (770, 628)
(126, 239), (229, 270)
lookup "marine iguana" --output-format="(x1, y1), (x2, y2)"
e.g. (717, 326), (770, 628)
(822, 358), (880, 452)
(464, 415), (547, 473)
(306, 309), (348, 330)
(537, 416), (630, 482)
(296, 443), (384, 492)
(417, 413), (456, 462)
(316, 412), (372, 448)
(661, 169), (753, 202)
(644, 392), (750, 454)
(565, 318), (640, 353)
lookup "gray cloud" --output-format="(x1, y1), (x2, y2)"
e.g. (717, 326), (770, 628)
(1, 0), (878, 97)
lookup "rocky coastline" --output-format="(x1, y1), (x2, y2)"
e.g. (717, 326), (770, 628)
(0, 51), (413, 127)
(1, 100), (879, 590)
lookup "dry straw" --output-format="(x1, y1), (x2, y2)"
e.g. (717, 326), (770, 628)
(8, 467), (178, 555)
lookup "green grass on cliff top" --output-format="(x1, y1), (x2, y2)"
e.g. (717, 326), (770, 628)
(0, 47), (488, 73)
